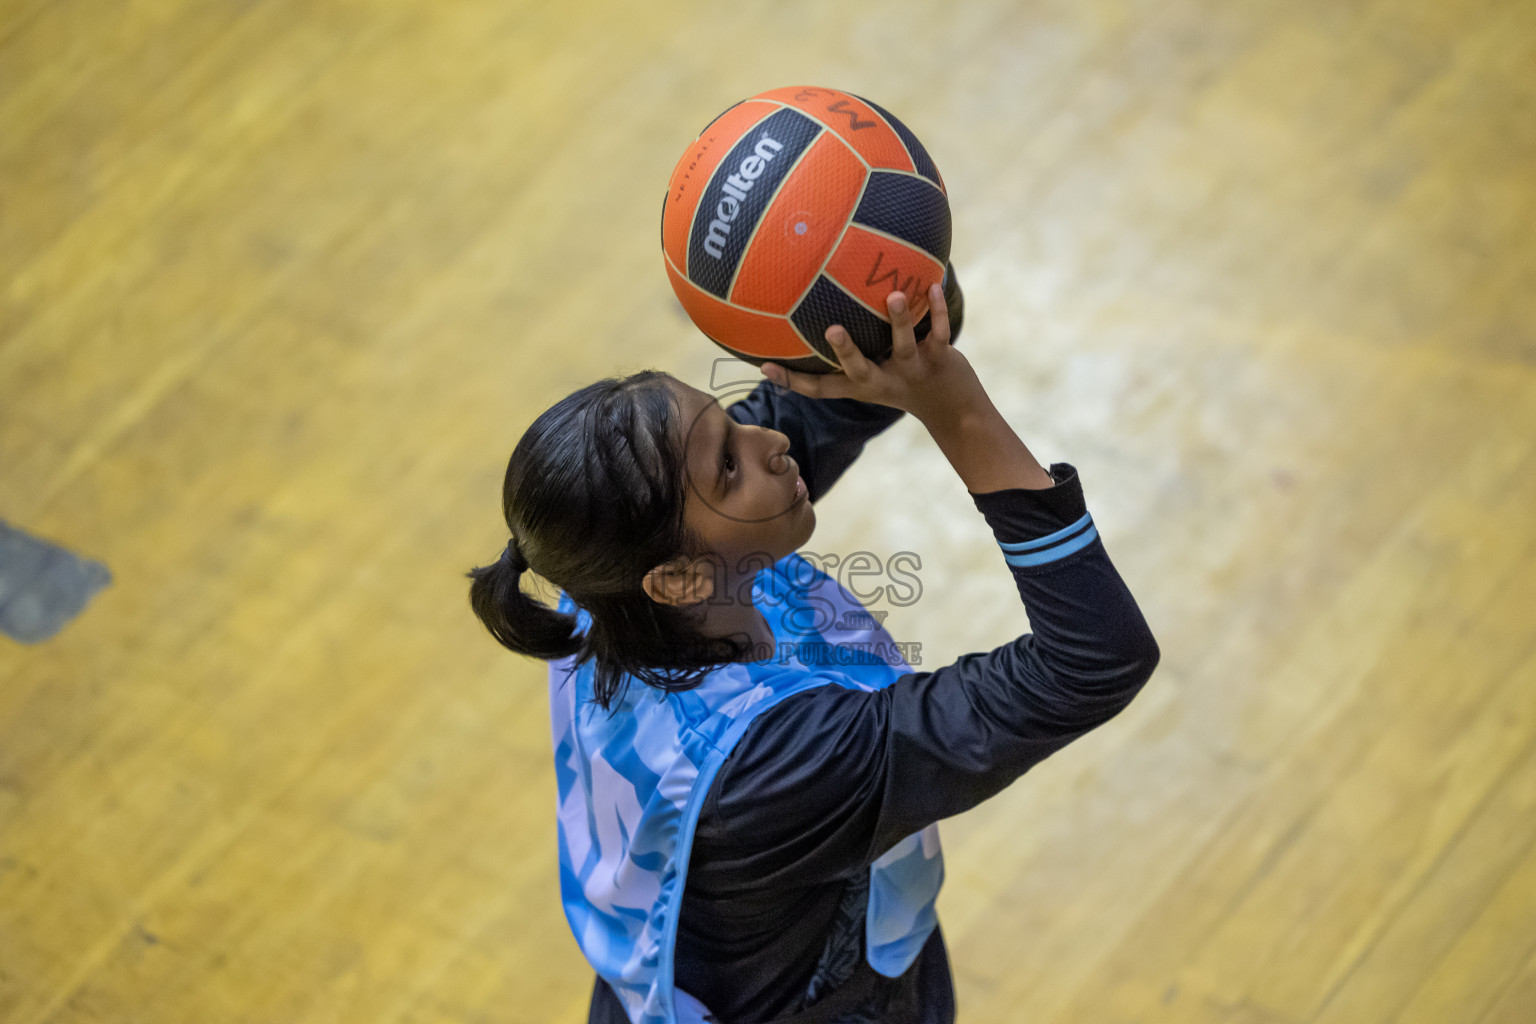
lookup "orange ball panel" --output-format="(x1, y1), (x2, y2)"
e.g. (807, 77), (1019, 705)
(662, 100), (780, 272)
(728, 133), (867, 314)
(665, 260), (816, 362)
(824, 226), (946, 322)
(755, 86), (915, 173)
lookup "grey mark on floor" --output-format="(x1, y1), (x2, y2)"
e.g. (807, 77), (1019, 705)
(0, 521), (112, 644)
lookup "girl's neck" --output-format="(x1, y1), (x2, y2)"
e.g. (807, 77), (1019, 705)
(691, 580), (775, 658)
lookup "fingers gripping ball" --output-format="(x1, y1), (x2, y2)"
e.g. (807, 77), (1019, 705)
(662, 87), (951, 374)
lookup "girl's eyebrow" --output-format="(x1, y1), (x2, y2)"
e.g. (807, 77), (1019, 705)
(713, 406), (733, 493)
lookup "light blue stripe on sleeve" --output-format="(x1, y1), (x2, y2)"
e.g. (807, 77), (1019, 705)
(1002, 524), (1099, 567)
(997, 512), (1093, 553)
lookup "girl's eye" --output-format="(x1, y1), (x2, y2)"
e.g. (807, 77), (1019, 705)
(724, 452), (737, 475)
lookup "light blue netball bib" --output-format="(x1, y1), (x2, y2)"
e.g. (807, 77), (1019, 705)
(549, 552), (944, 1024)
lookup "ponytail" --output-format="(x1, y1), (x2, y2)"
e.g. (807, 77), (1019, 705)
(467, 537), (581, 661)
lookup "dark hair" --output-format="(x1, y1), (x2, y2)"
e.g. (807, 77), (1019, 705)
(467, 370), (751, 707)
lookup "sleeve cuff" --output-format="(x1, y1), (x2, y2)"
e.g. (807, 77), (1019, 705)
(968, 464), (1095, 561)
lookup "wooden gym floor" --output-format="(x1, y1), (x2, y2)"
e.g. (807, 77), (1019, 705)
(3, 1), (1535, 1021)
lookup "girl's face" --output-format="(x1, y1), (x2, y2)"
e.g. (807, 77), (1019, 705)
(670, 381), (815, 574)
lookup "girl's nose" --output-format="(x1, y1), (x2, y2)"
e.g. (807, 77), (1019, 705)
(765, 432), (792, 473)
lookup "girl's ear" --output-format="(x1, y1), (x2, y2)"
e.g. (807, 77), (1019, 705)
(641, 556), (717, 607)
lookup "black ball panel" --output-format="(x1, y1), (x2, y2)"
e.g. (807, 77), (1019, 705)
(791, 276), (894, 368)
(851, 173), (952, 265)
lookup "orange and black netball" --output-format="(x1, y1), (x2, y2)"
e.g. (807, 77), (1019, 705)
(662, 87), (951, 374)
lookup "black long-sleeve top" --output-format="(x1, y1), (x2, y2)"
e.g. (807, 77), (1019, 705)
(587, 382), (1159, 1024)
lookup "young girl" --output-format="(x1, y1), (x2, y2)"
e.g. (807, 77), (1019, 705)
(470, 280), (1159, 1024)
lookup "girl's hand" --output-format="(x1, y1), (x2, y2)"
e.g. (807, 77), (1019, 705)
(759, 282), (987, 428)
